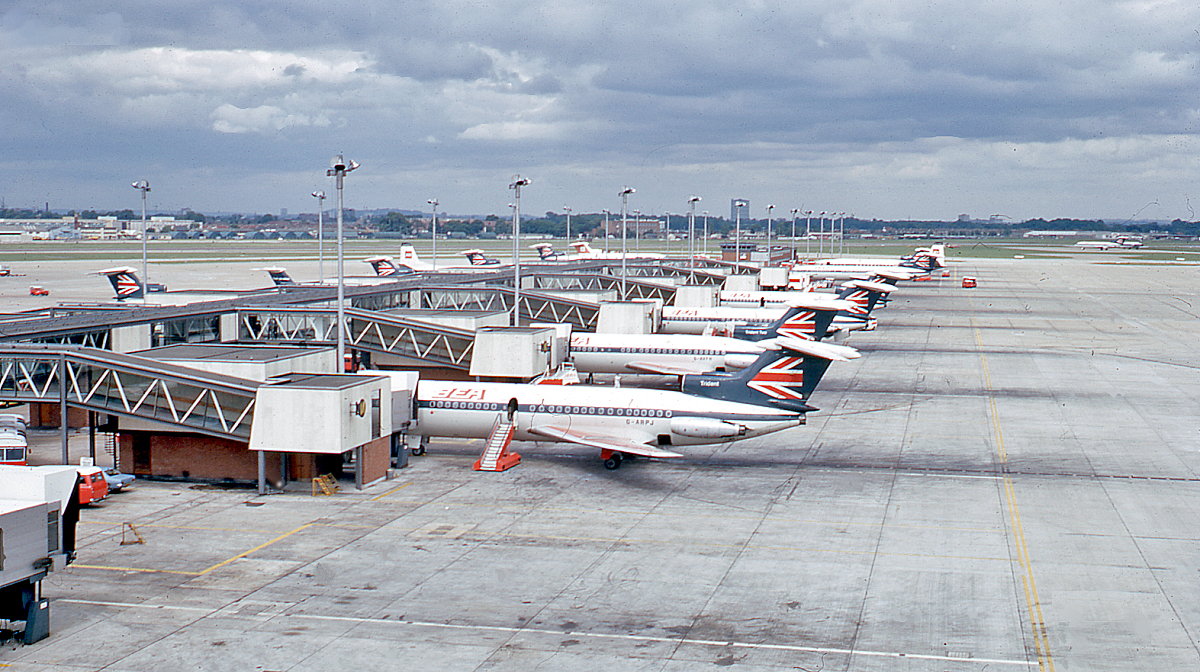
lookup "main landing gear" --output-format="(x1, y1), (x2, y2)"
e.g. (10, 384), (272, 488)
(601, 449), (624, 470)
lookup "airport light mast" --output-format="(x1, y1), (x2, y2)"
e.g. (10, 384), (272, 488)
(563, 205), (571, 242)
(602, 209), (612, 241)
(702, 211), (709, 257)
(509, 176), (530, 326)
(328, 154), (358, 369)
(804, 210), (813, 260)
(312, 191), (326, 283)
(688, 196), (701, 272)
(132, 180), (150, 304)
(765, 204), (775, 266)
(733, 199), (748, 264)
(790, 208), (799, 262)
(633, 210), (641, 253)
(428, 198), (439, 271)
(619, 186), (634, 299)
(818, 211), (827, 258)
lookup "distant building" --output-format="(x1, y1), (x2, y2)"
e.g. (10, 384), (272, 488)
(731, 199), (750, 221)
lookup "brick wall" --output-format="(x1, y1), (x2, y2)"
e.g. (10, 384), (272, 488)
(118, 431), (281, 483)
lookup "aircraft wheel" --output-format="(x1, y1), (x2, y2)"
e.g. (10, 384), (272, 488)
(603, 453), (623, 470)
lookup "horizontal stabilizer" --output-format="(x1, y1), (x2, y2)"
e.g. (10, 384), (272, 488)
(774, 337), (861, 362)
(871, 269), (913, 281)
(842, 280), (896, 294)
(783, 296), (856, 311)
(96, 266), (138, 276)
(527, 424), (683, 459)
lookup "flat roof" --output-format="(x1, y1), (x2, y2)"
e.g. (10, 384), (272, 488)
(136, 344), (332, 363)
(264, 372), (385, 390)
(384, 308), (505, 318)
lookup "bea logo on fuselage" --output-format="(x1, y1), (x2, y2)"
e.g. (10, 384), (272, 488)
(433, 387), (486, 401)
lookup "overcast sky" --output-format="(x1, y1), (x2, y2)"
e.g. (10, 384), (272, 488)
(2, 0), (1198, 222)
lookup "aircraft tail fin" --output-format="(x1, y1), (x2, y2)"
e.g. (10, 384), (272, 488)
(461, 249), (498, 265)
(681, 339), (859, 412)
(259, 267), (295, 286)
(835, 280), (894, 316)
(531, 243), (558, 260)
(97, 266), (143, 300)
(732, 304), (839, 342)
(365, 255), (405, 276)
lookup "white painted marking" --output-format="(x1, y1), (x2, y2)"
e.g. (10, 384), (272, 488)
(61, 599), (1036, 666)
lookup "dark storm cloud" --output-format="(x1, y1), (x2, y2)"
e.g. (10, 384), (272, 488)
(1, 0), (1197, 220)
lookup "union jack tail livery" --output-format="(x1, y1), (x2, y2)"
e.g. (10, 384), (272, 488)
(461, 249), (501, 266)
(97, 266), (160, 300)
(834, 280), (893, 316)
(732, 304), (839, 342)
(262, 267), (295, 286)
(681, 338), (859, 413)
(365, 255), (404, 276)
(531, 243), (560, 260)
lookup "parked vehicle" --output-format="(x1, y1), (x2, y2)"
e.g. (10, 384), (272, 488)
(961, 276), (977, 288)
(102, 468), (135, 492)
(76, 466), (109, 504)
(0, 433), (28, 465)
(29, 285), (49, 296)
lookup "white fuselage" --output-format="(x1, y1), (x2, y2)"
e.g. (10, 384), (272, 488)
(718, 290), (850, 309)
(412, 380), (802, 449)
(569, 332), (765, 374)
(659, 306), (789, 335)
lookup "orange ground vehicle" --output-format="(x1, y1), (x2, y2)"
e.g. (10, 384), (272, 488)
(29, 285), (49, 296)
(961, 276), (977, 288)
(76, 466), (110, 504)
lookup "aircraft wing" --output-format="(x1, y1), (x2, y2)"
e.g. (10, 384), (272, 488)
(624, 361), (712, 376)
(527, 424), (684, 459)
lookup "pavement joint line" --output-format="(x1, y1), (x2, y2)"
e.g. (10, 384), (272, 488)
(55, 599), (1036, 667)
(971, 300), (1055, 672)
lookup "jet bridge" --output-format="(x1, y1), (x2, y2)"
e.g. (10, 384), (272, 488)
(0, 344), (260, 455)
(236, 306), (476, 371)
(415, 285), (601, 331)
(511, 274), (679, 304)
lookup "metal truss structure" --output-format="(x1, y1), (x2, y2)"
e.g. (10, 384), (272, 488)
(236, 307), (477, 370)
(0, 344), (259, 441)
(415, 286), (601, 331)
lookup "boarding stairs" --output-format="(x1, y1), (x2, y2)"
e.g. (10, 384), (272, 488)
(474, 413), (520, 472)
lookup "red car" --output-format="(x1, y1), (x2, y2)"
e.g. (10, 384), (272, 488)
(29, 285), (49, 296)
(961, 277), (977, 288)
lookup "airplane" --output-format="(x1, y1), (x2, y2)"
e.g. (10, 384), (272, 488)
(257, 267), (404, 288)
(408, 341), (852, 469)
(1075, 237), (1142, 250)
(720, 280), (895, 333)
(787, 245), (943, 281)
(97, 267), (167, 300)
(367, 245), (504, 275)
(569, 301), (850, 378)
(720, 279), (895, 311)
(532, 241), (664, 261)
(660, 296), (858, 337)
